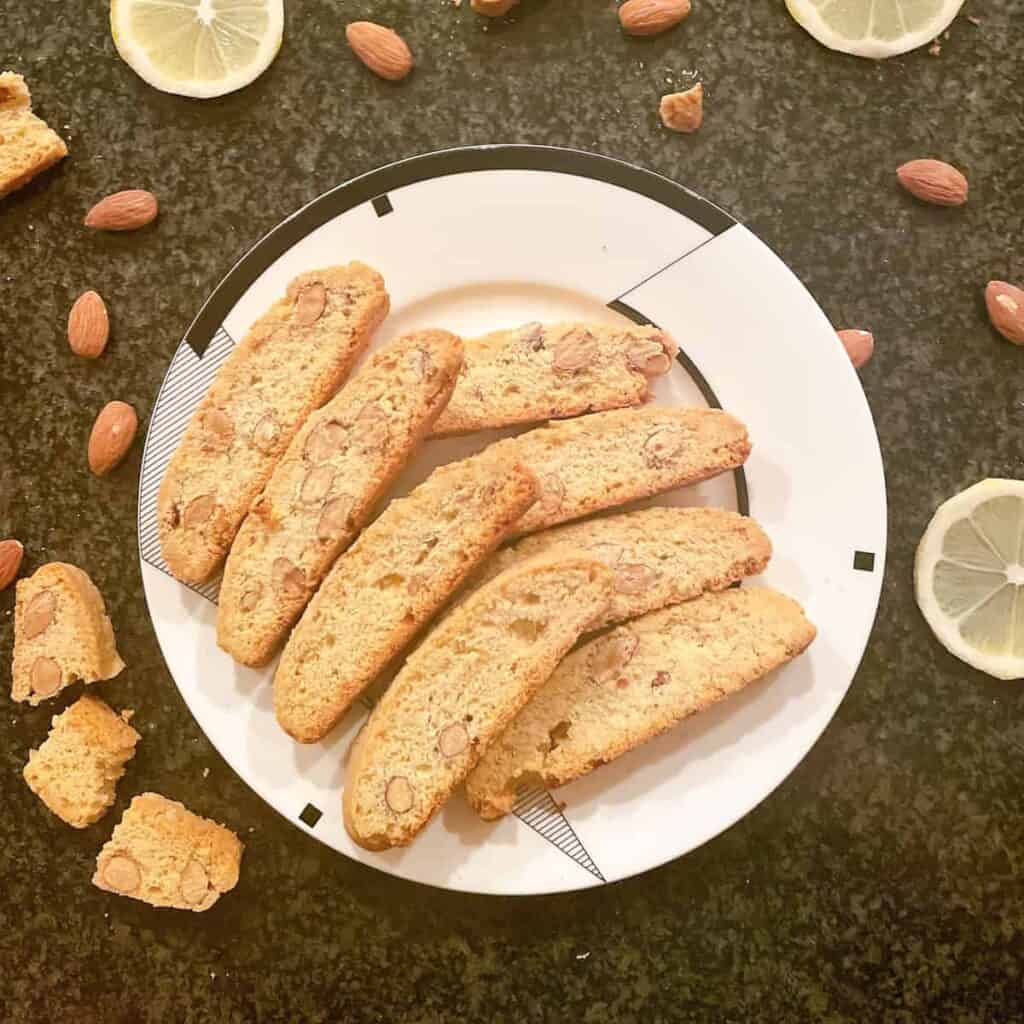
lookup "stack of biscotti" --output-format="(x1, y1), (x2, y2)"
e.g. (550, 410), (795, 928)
(159, 262), (389, 584)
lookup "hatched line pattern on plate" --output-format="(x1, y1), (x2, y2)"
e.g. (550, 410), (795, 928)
(137, 327), (236, 604)
(513, 787), (605, 882)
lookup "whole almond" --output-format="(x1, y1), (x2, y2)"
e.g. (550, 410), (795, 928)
(84, 190), (159, 231)
(88, 401), (138, 476)
(345, 22), (413, 82)
(68, 290), (110, 358)
(0, 539), (24, 591)
(660, 83), (703, 133)
(619, 0), (691, 36)
(896, 160), (968, 207)
(985, 281), (1024, 345)
(471, 0), (520, 14)
(837, 329), (874, 369)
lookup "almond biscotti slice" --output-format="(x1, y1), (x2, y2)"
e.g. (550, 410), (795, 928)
(11, 563), (125, 706)
(429, 321), (677, 437)
(475, 506), (771, 632)
(158, 262), (389, 584)
(0, 72), (68, 198)
(218, 330), (464, 667)
(274, 444), (539, 743)
(507, 406), (750, 536)
(23, 695), (140, 828)
(343, 550), (614, 850)
(93, 793), (243, 912)
(466, 587), (816, 819)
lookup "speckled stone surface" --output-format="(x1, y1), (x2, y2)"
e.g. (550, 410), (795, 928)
(2, 1), (1023, 1020)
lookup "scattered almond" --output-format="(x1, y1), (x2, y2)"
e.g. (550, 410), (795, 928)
(660, 83), (703, 133)
(0, 539), (24, 591)
(67, 290), (110, 358)
(88, 401), (138, 476)
(345, 22), (414, 82)
(619, 0), (691, 36)
(985, 281), (1024, 345)
(471, 0), (520, 13)
(84, 189), (159, 231)
(837, 329), (874, 369)
(896, 159), (968, 207)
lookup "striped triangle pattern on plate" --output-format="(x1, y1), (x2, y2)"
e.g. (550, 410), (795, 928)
(513, 786), (605, 882)
(137, 327), (236, 604)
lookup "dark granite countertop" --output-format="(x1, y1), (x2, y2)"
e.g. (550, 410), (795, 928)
(2, 1), (1023, 1020)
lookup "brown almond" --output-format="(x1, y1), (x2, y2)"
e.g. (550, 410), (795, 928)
(552, 329), (597, 373)
(84, 190), (159, 231)
(471, 0), (520, 15)
(295, 282), (327, 325)
(619, 0), (691, 36)
(0, 539), (24, 591)
(31, 656), (62, 697)
(627, 336), (675, 377)
(837, 329), (874, 369)
(24, 590), (55, 638)
(184, 494), (215, 527)
(88, 401), (138, 476)
(984, 281), (1024, 345)
(68, 291), (110, 358)
(896, 159), (968, 207)
(660, 83), (703, 133)
(345, 22), (414, 82)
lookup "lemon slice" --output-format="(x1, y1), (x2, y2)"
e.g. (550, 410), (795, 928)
(111, 0), (284, 99)
(785, 0), (965, 59)
(916, 479), (1024, 680)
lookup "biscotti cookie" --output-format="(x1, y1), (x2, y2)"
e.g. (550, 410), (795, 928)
(429, 321), (677, 437)
(475, 506), (771, 631)
(506, 406), (751, 536)
(158, 262), (389, 584)
(343, 551), (614, 850)
(274, 444), (539, 743)
(93, 793), (243, 912)
(466, 587), (816, 819)
(24, 695), (140, 828)
(11, 563), (125, 705)
(0, 72), (68, 198)
(218, 330), (464, 666)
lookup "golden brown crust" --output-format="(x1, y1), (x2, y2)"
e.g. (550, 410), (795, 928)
(429, 321), (677, 437)
(217, 330), (463, 666)
(0, 73), (67, 198)
(466, 587), (816, 819)
(158, 263), (389, 584)
(273, 444), (539, 743)
(343, 551), (614, 850)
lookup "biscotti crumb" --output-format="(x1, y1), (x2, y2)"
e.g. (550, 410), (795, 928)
(93, 793), (243, 912)
(24, 695), (140, 828)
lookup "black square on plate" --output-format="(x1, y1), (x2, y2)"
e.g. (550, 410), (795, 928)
(299, 803), (322, 828)
(853, 551), (875, 572)
(372, 194), (393, 217)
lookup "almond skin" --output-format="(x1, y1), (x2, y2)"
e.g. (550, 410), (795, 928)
(985, 281), (1024, 345)
(837, 329), (874, 369)
(68, 290), (110, 358)
(660, 83), (703, 133)
(896, 159), (968, 207)
(84, 190), (159, 231)
(471, 0), (520, 13)
(88, 401), (138, 476)
(345, 22), (413, 82)
(0, 539), (24, 591)
(619, 0), (691, 36)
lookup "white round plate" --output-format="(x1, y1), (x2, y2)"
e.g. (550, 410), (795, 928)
(138, 146), (886, 895)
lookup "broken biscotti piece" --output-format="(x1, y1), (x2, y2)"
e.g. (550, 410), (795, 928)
(274, 443), (539, 743)
(343, 550), (614, 850)
(472, 506), (772, 632)
(428, 321), (677, 437)
(93, 793), (243, 912)
(0, 72), (68, 198)
(158, 262), (390, 585)
(11, 562), (125, 706)
(217, 329), (464, 667)
(466, 587), (816, 819)
(504, 406), (751, 536)
(23, 695), (140, 828)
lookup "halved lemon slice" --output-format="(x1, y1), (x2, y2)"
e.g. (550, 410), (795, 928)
(111, 0), (284, 99)
(916, 479), (1024, 680)
(785, 0), (965, 59)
